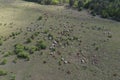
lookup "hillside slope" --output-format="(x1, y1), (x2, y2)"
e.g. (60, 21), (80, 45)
(0, 0), (120, 80)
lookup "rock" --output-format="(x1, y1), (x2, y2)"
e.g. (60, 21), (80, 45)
(61, 57), (64, 61)
(64, 61), (68, 64)
(53, 40), (57, 44)
(49, 52), (54, 55)
(81, 59), (85, 63)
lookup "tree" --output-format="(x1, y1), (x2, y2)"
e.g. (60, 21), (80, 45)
(69, 0), (74, 7)
(78, 0), (84, 11)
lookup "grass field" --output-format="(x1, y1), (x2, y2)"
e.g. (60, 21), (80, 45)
(0, 0), (120, 80)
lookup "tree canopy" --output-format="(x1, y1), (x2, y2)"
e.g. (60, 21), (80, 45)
(24, 0), (120, 21)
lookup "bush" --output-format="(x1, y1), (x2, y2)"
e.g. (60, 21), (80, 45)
(108, 35), (112, 38)
(31, 35), (35, 39)
(49, 47), (56, 52)
(91, 11), (96, 16)
(0, 69), (7, 76)
(10, 74), (16, 80)
(48, 33), (54, 40)
(34, 32), (39, 36)
(101, 10), (109, 18)
(29, 46), (38, 54)
(44, 0), (52, 5)
(17, 51), (30, 60)
(12, 57), (18, 63)
(73, 0), (78, 8)
(52, 0), (59, 5)
(12, 32), (16, 36)
(37, 40), (47, 50)
(10, 32), (20, 37)
(14, 44), (30, 60)
(0, 58), (7, 65)
(26, 38), (32, 43)
(14, 44), (24, 50)
(44, 29), (49, 34)
(37, 16), (42, 21)
(3, 51), (12, 57)
(0, 40), (3, 46)
(14, 44), (25, 54)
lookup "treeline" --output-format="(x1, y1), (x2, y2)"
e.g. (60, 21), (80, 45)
(24, 0), (69, 5)
(88, 0), (120, 21)
(24, 0), (120, 21)
(69, 0), (120, 21)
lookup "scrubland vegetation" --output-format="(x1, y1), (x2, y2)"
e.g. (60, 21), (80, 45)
(0, 0), (120, 80)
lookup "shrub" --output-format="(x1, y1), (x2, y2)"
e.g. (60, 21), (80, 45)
(14, 44), (25, 54)
(44, 29), (49, 34)
(91, 11), (96, 16)
(10, 74), (16, 80)
(108, 35), (112, 38)
(95, 47), (99, 51)
(73, 0), (78, 8)
(49, 47), (56, 52)
(26, 38), (32, 43)
(14, 44), (31, 60)
(101, 10), (109, 18)
(48, 33), (54, 40)
(17, 51), (30, 60)
(0, 69), (7, 76)
(10, 32), (21, 38)
(31, 35), (35, 39)
(0, 40), (3, 46)
(73, 36), (78, 40)
(44, 0), (52, 5)
(29, 46), (38, 54)
(3, 51), (12, 57)
(14, 44), (24, 50)
(34, 32), (39, 36)
(52, 0), (59, 5)
(24, 46), (29, 50)
(12, 57), (18, 63)
(37, 40), (47, 50)
(37, 16), (42, 21)
(12, 32), (16, 36)
(1, 58), (7, 65)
